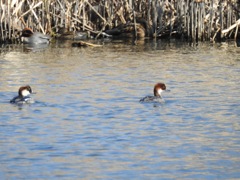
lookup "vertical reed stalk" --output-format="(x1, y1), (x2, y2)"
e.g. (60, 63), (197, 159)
(0, 0), (239, 43)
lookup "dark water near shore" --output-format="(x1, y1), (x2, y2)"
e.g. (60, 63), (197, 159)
(0, 39), (240, 179)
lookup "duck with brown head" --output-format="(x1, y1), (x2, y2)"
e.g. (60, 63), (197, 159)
(21, 28), (50, 44)
(10, 85), (35, 104)
(105, 18), (152, 39)
(140, 83), (169, 102)
(56, 27), (89, 40)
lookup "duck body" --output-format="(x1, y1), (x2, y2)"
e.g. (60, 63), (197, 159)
(10, 96), (32, 104)
(139, 96), (162, 102)
(105, 19), (153, 39)
(22, 28), (50, 44)
(57, 28), (89, 40)
(105, 23), (146, 38)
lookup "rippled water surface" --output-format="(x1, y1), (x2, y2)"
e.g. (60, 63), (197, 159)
(0, 39), (240, 179)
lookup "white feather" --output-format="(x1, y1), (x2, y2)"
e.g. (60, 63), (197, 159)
(21, 89), (30, 97)
(157, 89), (163, 96)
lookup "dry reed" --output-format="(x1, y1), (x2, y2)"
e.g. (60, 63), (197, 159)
(0, 0), (239, 43)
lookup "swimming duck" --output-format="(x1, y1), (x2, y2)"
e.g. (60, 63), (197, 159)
(10, 85), (35, 104)
(105, 19), (153, 38)
(56, 27), (89, 40)
(21, 28), (50, 44)
(105, 23), (145, 38)
(140, 83), (169, 102)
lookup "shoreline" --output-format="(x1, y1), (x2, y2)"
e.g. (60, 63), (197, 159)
(0, 0), (239, 43)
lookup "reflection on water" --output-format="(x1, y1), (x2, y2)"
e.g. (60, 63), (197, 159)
(0, 40), (240, 179)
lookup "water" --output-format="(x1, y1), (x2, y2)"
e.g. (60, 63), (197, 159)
(0, 39), (240, 179)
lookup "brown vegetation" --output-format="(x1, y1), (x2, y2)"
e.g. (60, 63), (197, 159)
(0, 0), (239, 43)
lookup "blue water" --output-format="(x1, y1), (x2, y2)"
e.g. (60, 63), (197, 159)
(0, 40), (240, 179)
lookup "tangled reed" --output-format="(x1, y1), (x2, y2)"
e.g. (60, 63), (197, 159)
(0, 0), (239, 43)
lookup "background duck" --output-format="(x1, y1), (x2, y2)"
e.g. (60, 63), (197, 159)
(105, 23), (145, 38)
(21, 28), (50, 44)
(56, 27), (89, 40)
(105, 19), (153, 38)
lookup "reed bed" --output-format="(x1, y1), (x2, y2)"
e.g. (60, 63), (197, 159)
(0, 0), (239, 43)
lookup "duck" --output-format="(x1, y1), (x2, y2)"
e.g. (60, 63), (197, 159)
(105, 23), (145, 38)
(140, 83), (169, 102)
(21, 28), (50, 44)
(56, 27), (89, 40)
(10, 85), (35, 104)
(105, 19), (153, 38)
